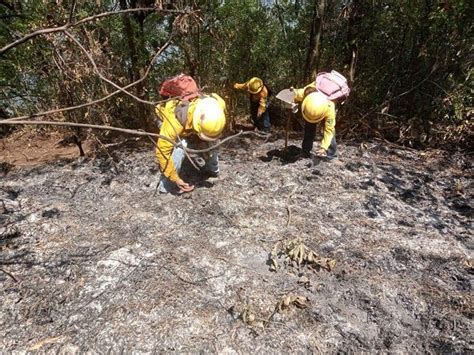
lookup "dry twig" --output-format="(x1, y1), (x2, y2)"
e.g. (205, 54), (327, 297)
(0, 120), (268, 154)
(286, 185), (298, 227)
(0, 268), (18, 282)
(64, 31), (156, 106)
(2, 37), (173, 122)
(0, 7), (190, 55)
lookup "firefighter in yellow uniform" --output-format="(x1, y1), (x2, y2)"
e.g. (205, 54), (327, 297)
(293, 83), (337, 159)
(234, 77), (271, 132)
(155, 94), (226, 194)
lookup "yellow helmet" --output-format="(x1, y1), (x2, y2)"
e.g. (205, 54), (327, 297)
(248, 77), (264, 94)
(301, 91), (330, 123)
(192, 97), (226, 141)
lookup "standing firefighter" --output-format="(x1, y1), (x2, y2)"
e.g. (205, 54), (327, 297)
(155, 75), (226, 194)
(233, 77), (271, 133)
(292, 71), (350, 160)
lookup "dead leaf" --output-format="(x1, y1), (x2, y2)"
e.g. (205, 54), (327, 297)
(454, 180), (464, 193)
(270, 258), (279, 271)
(276, 294), (310, 312)
(326, 259), (337, 271)
(293, 295), (309, 309)
(298, 275), (310, 286)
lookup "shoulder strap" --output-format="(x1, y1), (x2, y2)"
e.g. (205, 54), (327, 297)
(174, 100), (190, 126)
(174, 94), (209, 126)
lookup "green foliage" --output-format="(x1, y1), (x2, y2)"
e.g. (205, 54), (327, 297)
(0, 0), (471, 148)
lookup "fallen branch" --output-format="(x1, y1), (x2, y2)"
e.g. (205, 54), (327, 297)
(145, 135), (200, 173)
(286, 185), (298, 227)
(193, 130), (270, 153)
(0, 7), (189, 55)
(28, 336), (65, 350)
(0, 119), (269, 153)
(0, 268), (18, 282)
(162, 265), (224, 286)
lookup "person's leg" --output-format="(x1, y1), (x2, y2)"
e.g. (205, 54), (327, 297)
(250, 101), (259, 128)
(203, 141), (219, 176)
(302, 121), (317, 154)
(262, 105), (271, 132)
(158, 141), (187, 193)
(326, 134), (338, 159)
(203, 151), (219, 176)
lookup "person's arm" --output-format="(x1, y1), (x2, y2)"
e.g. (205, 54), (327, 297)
(320, 105), (336, 151)
(293, 83), (316, 103)
(155, 103), (165, 121)
(257, 86), (268, 117)
(293, 87), (305, 103)
(155, 111), (184, 183)
(233, 79), (250, 91)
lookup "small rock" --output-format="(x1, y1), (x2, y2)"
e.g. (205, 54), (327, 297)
(1, 199), (20, 213)
(42, 208), (60, 219)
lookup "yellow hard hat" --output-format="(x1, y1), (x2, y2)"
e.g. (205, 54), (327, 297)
(192, 97), (226, 141)
(301, 91), (330, 123)
(248, 77), (264, 94)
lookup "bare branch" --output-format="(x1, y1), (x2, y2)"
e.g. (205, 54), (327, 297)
(0, 119), (163, 137)
(2, 36), (173, 122)
(0, 119), (269, 153)
(0, 7), (189, 55)
(146, 135), (200, 171)
(0, 268), (18, 282)
(64, 30), (156, 106)
(68, 0), (77, 24)
(188, 130), (270, 153)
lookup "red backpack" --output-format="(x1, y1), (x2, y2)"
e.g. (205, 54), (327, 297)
(159, 74), (201, 100)
(315, 70), (350, 101)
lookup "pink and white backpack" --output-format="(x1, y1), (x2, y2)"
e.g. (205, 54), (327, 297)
(315, 70), (350, 101)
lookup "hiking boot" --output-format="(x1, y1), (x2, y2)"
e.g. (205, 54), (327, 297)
(297, 151), (311, 159)
(201, 170), (219, 179)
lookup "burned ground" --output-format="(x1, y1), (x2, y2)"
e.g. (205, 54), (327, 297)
(1, 134), (473, 352)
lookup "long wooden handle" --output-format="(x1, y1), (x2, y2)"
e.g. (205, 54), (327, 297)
(285, 111), (291, 149)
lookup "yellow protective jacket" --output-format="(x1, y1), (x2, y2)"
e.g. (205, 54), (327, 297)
(234, 80), (268, 117)
(154, 94), (225, 182)
(294, 83), (336, 150)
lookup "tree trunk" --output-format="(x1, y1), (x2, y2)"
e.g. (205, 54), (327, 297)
(346, 0), (360, 83)
(304, 0), (325, 83)
(119, 0), (139, 83)
(119, 0), (154, 131)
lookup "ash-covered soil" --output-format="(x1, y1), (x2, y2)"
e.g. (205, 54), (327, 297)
(1, 135), (472, 352)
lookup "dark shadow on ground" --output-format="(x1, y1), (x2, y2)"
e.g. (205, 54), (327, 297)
(259, 145), (304, 164)
(259, 145), (328, 168)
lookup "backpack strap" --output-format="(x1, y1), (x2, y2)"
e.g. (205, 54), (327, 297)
(174, 94), (209, 126)
(175, 100), (191, 126)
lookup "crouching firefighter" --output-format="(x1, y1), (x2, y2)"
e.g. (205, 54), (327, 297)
(293, 86), (337, 159)
(233, 77), (271, 133)
(292, 71), (350, 160)
(155, 93), (227, 194)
